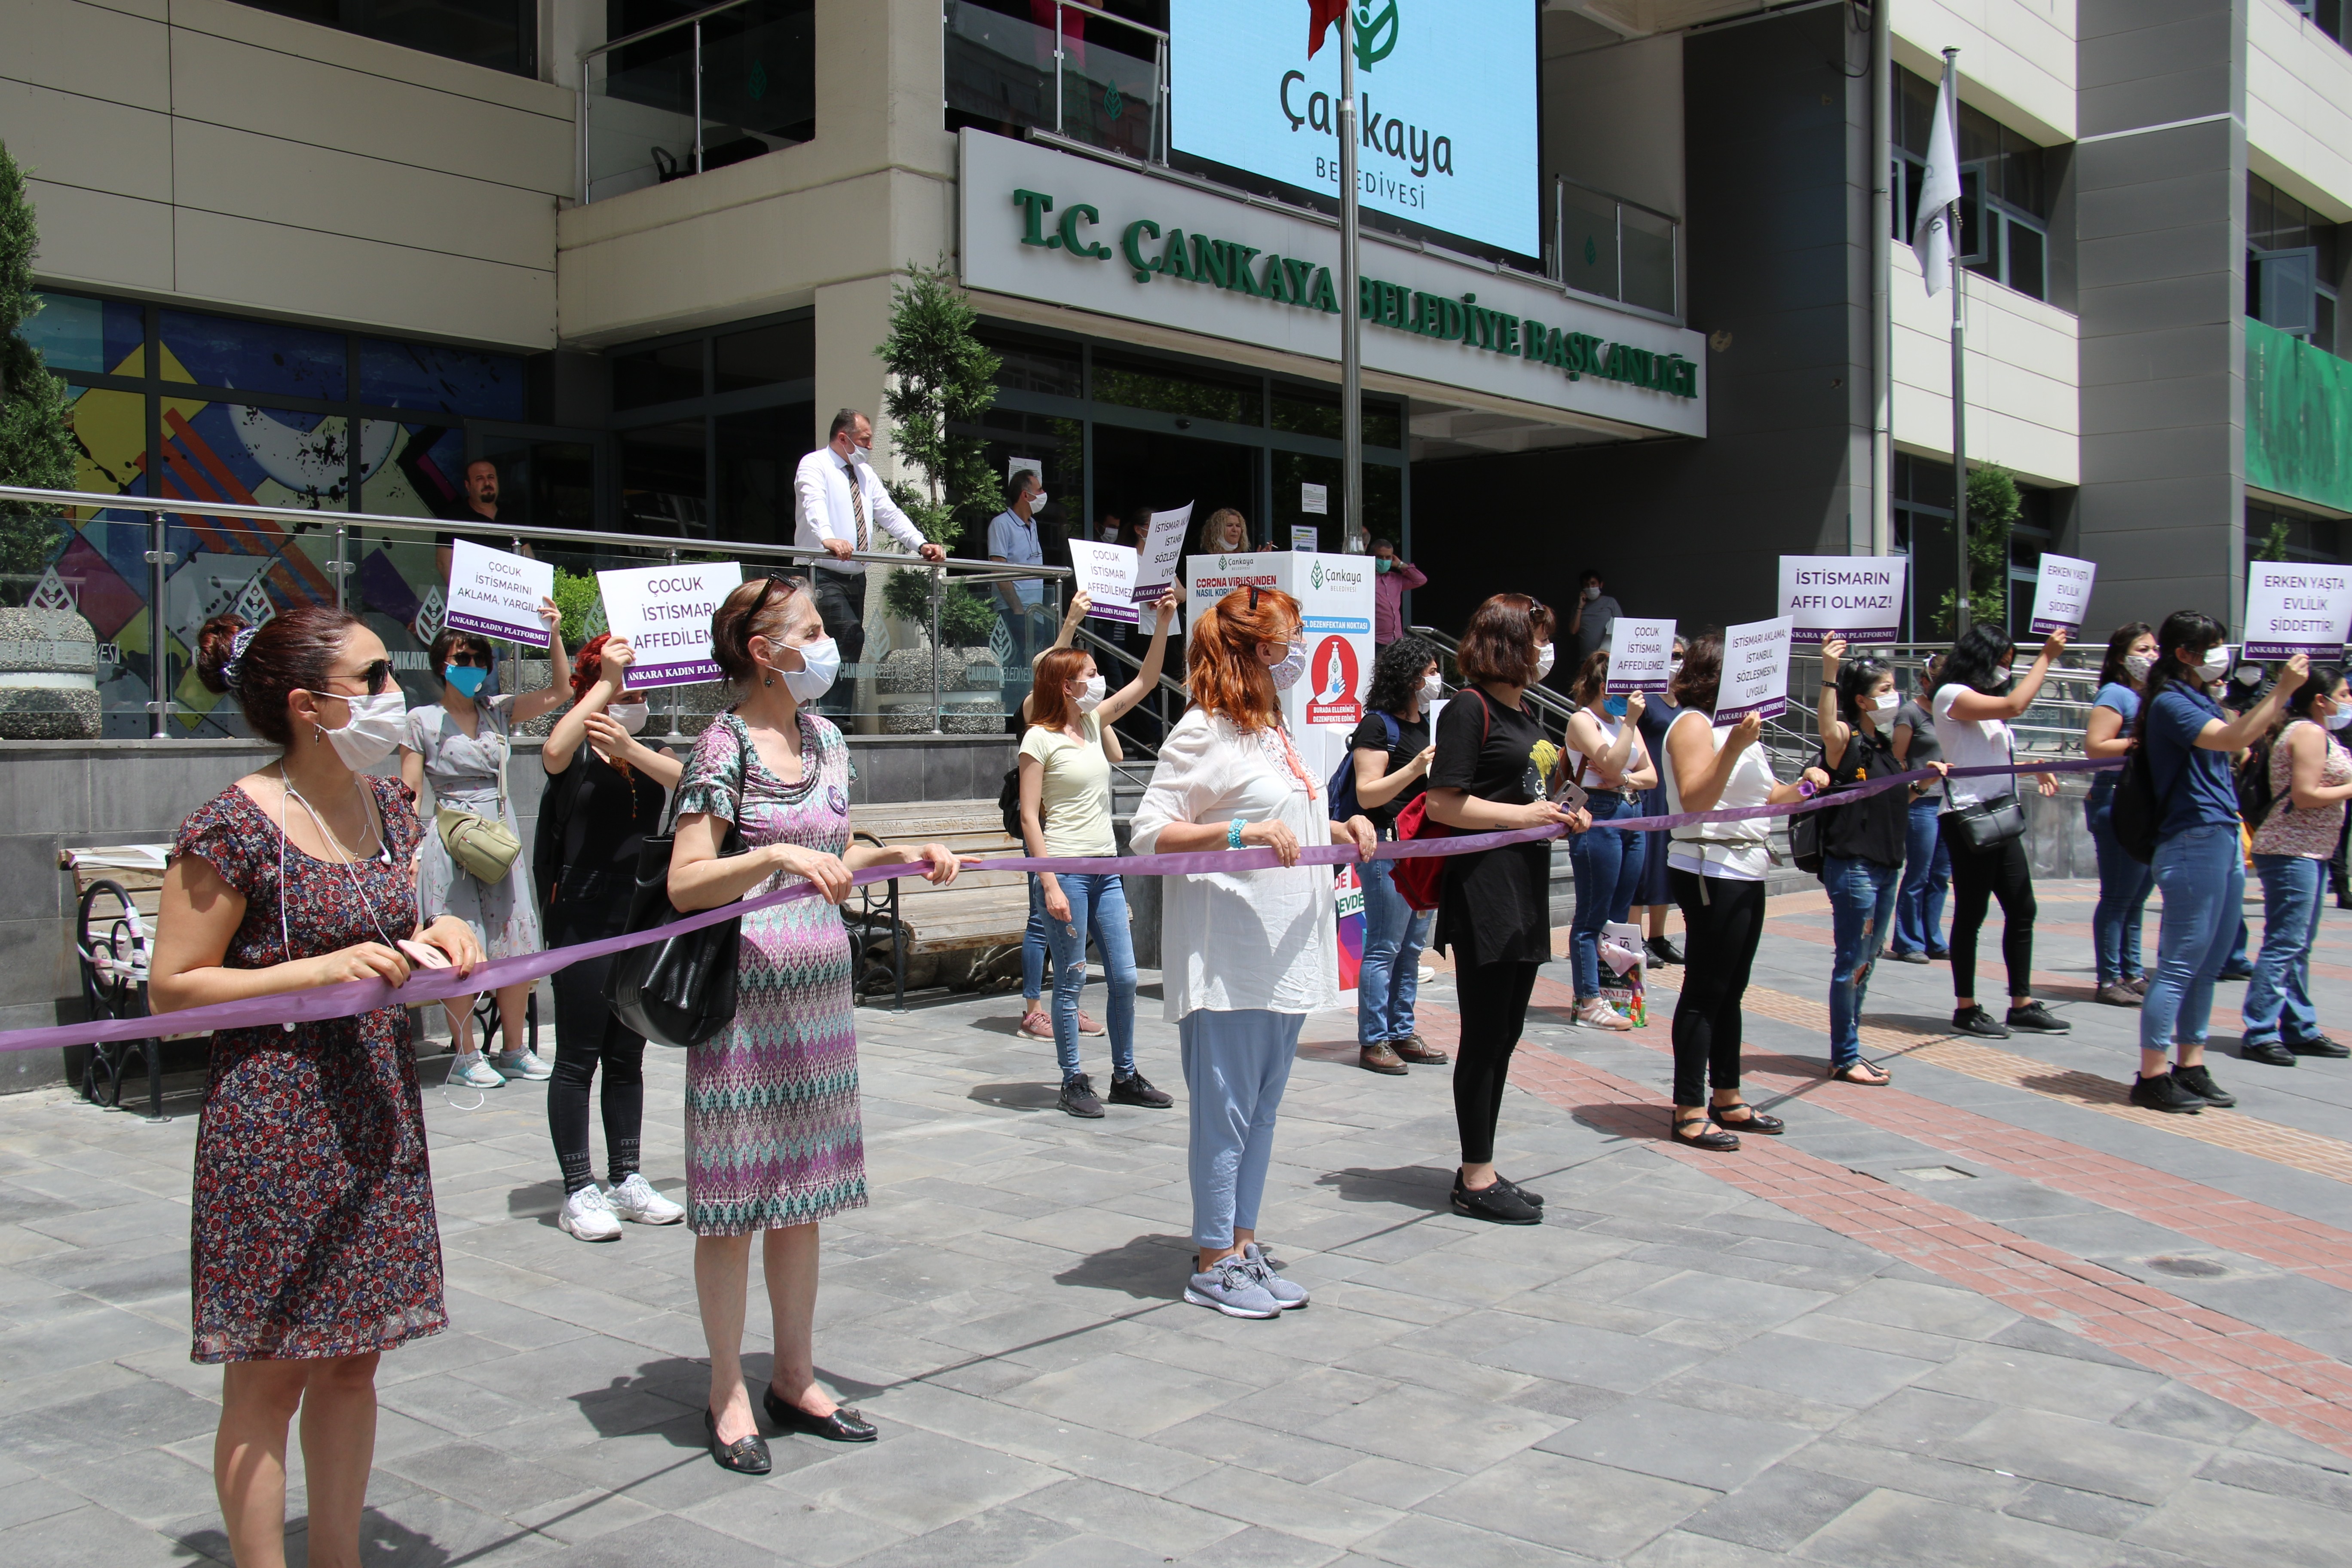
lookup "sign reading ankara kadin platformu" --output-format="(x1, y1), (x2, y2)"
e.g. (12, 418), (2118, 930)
(2244, 562), (2352, 659)
(445, 540), (556, 645)
(595, 561), (744, 688)
(1776, 555), (1907, 645)
(1715, 616), (1794, 724)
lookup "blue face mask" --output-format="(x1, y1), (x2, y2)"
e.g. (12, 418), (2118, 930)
(444, 664), (488, 698)
(1603, 695), (1628, 718)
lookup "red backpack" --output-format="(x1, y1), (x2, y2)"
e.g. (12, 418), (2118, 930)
(1389, 692), (1491, 913)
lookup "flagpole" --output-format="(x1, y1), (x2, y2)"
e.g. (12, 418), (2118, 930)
(1945, 47), (1969, 639)
(1338, 16), (1363, 550)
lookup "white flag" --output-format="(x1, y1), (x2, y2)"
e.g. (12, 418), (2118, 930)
(1913, 65), (1963, 296)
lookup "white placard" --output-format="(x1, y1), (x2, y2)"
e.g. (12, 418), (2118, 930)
(2244, 561), (2352, 658)
(1301, 482), (1328, 515)
(1776, 554), (1907, 645)
(1185, 549), (1287, 634)
(1291, 526), (1320, 553)
(1133, 502), (1192, 603)
(2027, 552), (2097, 636)
(1606, 618), (1678, 694)
(1716, 616), (1794, 723)
(445, 539), (555, 646)
(595, 561), (744, 689)
(1070, 541), (1139, 625)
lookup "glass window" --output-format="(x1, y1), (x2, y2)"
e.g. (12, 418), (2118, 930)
(620, 420), (709, 536)
(716, 404), (811, 543)
(159, 309), (346, 401)
(27, 292), (144, 377)
(1270, 385), (1404, 449)
(230, 0), (534, 77)
(1092, 351), (1262, 426)
(359, 423), (468, 520)
(713, 318), (815, 394)
(358, 339), (528, 420)
(613, 341), (706, 410)
(980, 328), (1084, 398)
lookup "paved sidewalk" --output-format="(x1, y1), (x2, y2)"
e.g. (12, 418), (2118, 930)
(4, 879), (2352, 1565)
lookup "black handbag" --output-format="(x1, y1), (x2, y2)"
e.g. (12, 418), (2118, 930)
(1939, 733), (2030, 854)
(605, 771), (749, 1049)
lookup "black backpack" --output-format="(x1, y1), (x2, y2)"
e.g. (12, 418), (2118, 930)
(999, 765), (1024, 840)
(2109, 741), (2161, 864)
(2235, 732), (2283, 834)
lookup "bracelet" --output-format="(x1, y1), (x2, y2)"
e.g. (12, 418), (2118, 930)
(1228, 818), (1245, 849)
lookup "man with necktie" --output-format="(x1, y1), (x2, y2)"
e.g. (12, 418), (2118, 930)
(792, 409), (946, 715)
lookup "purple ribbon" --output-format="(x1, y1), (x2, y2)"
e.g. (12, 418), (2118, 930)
(9, 758), (2115, 1058)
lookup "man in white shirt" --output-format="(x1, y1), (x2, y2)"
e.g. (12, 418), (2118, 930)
(793, 408), (946, 714)
(987, 470), (1051, 675)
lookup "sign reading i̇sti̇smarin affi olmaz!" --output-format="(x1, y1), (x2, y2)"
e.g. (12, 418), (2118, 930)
(1007, 187), (1698, 402)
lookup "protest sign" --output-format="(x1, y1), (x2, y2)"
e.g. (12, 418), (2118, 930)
(1291, 526), (1318, 552)
(2244, 562), (2352, 658)
(1070, 541), (1139, 624)
(445, 540), (555, 645)
(595, 561), (743, 688)
(2027, 553), (2097, 636)
(1185, 548), (1285, 633)
(1777, 555), (1907, 644)
(1606, 618), (1677, 693)
(1716, 616), (1793, 723)
(1133, 502), (1190, 603)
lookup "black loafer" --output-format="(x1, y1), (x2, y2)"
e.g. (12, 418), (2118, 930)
(1451, 1174), (1541, 1225)
(1496, 1175), (1546, 1208)
(764, 1387), (877, 1442)
(704, 1409), (772, 1473)
(2288, 1035), (2352, 1059)
(2217, 967), (2255, 983)
(1708, 1103), (1785, 1135)
(1952, 1005), (2011, 1038)
(2006, 1001), (2070, 1034)
(2243, 1041), (2298, 1067)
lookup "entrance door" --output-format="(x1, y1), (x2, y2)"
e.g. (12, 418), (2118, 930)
(1090, 426), (1261, 549)
(471, 423), (610, 536)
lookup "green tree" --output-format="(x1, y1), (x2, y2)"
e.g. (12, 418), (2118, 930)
(0, 143), (75, 594)
(1932, 462), (2023, 637)
(2256, 513), (2291, 563)
(874, 257), (1006, 645)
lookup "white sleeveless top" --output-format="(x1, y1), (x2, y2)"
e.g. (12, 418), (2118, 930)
(1663, 709), (1775, 882)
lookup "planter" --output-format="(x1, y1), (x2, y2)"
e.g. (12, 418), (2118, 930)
(0, 608), (101, 740)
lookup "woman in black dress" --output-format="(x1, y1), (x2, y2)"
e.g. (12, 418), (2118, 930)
(536, 633), (689, 1241)
(1423, 594), (1589, 1224)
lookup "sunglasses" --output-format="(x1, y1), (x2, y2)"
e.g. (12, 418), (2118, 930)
(317, 659), (394, 697)
(445, 652), (490, 668)
(743, 570), (807, 627)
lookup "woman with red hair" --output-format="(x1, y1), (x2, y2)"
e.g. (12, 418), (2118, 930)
(1131, 587), (1376, 1318)
(532, 633), (689, 1242)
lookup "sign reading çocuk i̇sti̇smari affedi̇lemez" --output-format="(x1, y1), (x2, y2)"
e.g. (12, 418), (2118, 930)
(957, 132), (1707, 442)
(446, 540), (556, 645)
(1606, 619), (1678, 694)
(1168, 0), (1540, 261)
(1070, 540), (1140, 625)
(595, 561), (745, 688)
(1776, 555), (1908, 645)
(2244, 561), (2352, 659)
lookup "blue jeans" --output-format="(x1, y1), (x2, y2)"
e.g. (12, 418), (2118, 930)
(1570, 794), (1648, 999)
(1047, 874), (1137, 1078)
(2142, 824), (2247, 1055)
(1357, 858), (1433, 1044)
(1825, 854), (1903, 1069)
(2086, 787), (2155, 985)
(2246, 854), (2324, 1047)
(1022, 875), (1052, 1001)
(1179, 1008), (1303, 1248)
(1891, 797), (1951, 956)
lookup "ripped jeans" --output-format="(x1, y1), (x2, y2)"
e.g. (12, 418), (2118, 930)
(1825, 853), (1904, 1070)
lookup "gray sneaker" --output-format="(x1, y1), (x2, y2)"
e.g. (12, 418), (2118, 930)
(1184, 1256), (1283, 1319)
(1240, 1243), (1308, 1309)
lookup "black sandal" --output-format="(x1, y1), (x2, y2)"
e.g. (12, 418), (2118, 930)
(1709, 1102), (1785, 1134)
(1830, 1062), (1890, 1086)
(1674, 1113), (1740, 1152)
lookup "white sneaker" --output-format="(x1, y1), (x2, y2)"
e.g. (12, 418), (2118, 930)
(492, 1049), (553, 1081)
(558, 1185), (622, 1242)
(1574, 997), (1632, 1032)
(447, 1054), (505, 1089)
(608, 1172), (686, 1225)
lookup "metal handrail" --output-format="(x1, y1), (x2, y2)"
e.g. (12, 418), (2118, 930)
(580, 0), (755, 62)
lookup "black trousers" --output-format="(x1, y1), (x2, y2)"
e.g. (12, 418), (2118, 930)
(1453, 960), (1541, 1165)
(809, 569), (865, 714)
(1668, 869), (1767, 1107)
(1943, 821), (2035, 1001)
(546, 906), (648, 1194)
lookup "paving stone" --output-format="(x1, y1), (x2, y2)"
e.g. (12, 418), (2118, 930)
(1165, 1463), (1406, 1547)
(1419, 1450), (1712, 1559)
(1692, 1329), (1937, 1408)
(1798, 1487), (2118, 1568)
(1536, 1396), (1815, 1490)
(1014, 1474), (1246, 1556)
(2122, 1477), (2352, 1568)
(2003, 1479), (2155, 1538)
(1350, 1510), (1608, 1568)
(1937, 1406), (2214, 1505)
(1676, 1462), (1876, 1551)
(1478, 1320), (1707, 1393)
(1913, 1344), (2166, 1421)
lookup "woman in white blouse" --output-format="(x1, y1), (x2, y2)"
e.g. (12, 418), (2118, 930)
(1131, 587), (1375, 1320)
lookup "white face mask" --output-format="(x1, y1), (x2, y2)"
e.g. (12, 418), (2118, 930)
(1669, 656), (1684, 676)
(763, 637), (841, 702)
(2197, 646), (2232, 682)
(1991, 665), (2013, 686)
(606, 701), (649, 735)
(2125, 652), (2155, 680)
(1421, 671), (1443, 702)
(1533, 642), (1556, 681)
(1029, 490), (1048, 511)
(1268, 640), (1308, 691)
(1073, 674), (1106, 714)
(313, 689), (407, 770)
(846, 441), (873, 468)
(1581, 584), (1600, 602)
(1869, 692), (1902, 717)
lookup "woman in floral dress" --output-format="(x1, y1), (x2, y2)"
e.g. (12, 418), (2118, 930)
(668, 573), (959, 1474)
(151, 607), (482, 1568)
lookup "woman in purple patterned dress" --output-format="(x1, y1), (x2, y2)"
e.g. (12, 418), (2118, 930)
(669, 573), (959, 1473)
(150, 608), (483, 1568)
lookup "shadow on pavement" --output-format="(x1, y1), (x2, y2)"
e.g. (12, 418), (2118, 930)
(1051, 1233), (1194, 1299)
(1314, 1165), (1453, 1212)
(967, 1081), (1058, 1112)
(173, 1506), (459, 1568)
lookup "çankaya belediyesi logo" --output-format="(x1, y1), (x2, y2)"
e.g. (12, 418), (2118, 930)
(1280, 1), (1455, 182)
(1354, 0), (1398, 72)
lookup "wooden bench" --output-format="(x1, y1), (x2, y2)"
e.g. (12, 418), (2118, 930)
(847, 800), (1035, 1010)
(61, 844), (178, 1120)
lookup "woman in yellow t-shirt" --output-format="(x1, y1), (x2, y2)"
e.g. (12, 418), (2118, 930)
(1019, 595), (1176, 1117)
